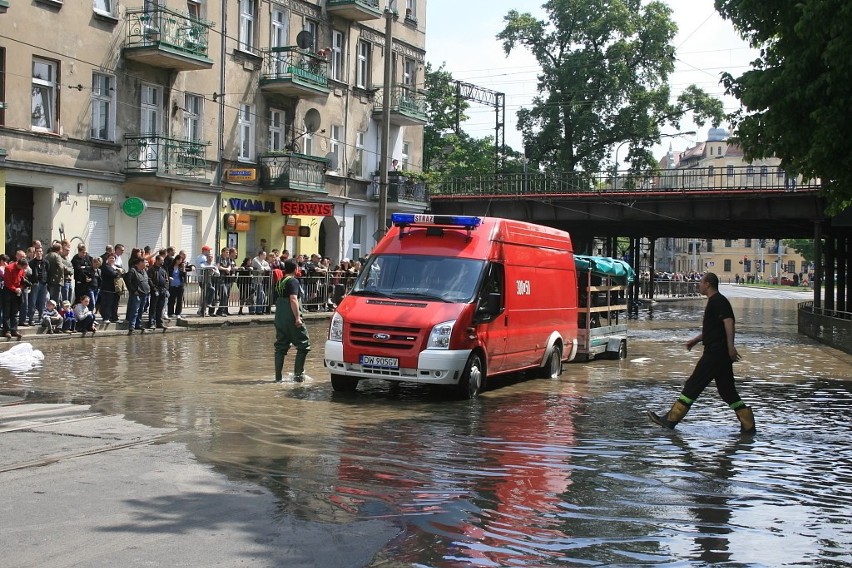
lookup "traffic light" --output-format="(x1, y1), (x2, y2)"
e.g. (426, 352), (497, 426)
(298, 226), (311, 237)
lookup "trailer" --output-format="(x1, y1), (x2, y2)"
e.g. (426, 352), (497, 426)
(573, 255), (635, 362)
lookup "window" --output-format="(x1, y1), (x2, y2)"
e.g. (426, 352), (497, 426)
(724, 259), (732, 272)
(238, 104), (255, 161)
(706, 241), (713, 252)
(271, 7), (288, 48)
(725, 239), (732, 248)
(744, 239), (752, 248)
(329, 125), (342, 173)
(746, 165), (754, 177)
(303, 130), (313, 156)
(353, 131), (365, 178)
(184, 93), (203, 141)
(760, 165), (768, 177)
(401, 141), (410, 171)
(91, 72), (115, 141)
(93, 0), (114, 16)
(707, 165), (714, 178)
(727, 165), (734, 178)
(32, 58), (58, 132)
(331, 30), (344, 82)
(238, 0), (256, 53)
(268, 108), (286, 151)
(304, 19), (318, 53)
(405, 0), (417, 22)
(140, 83), (160, 134)
(403, 57), (415, 87)
(777, 167), (785, 179)
(356, 41), (371, 89)
(352, 215), (364, 260)
(186, 0), (201, 20)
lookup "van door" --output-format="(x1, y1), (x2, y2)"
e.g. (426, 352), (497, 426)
(474, 263), (508, 373)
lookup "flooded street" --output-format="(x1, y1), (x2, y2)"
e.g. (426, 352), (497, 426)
(2, 285), (851, 566)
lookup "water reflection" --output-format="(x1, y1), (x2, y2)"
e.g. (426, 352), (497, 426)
(1, 296), (851, 566)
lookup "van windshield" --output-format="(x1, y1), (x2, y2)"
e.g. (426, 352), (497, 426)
(352, 255), (486, 303)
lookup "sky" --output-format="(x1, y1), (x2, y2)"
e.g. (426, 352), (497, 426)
(423, 0), (759, 164)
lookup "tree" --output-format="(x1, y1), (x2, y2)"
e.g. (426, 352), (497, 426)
(497, 0), (724, 174)
(784, 239), (815, 264)
(716, 0), (852, 213)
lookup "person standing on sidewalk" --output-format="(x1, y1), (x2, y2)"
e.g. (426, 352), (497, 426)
(273, 260), (311, 382)
(125, 257), (151, 334)
(647, 272), (755, 433)
(2, 257), (29, 339)
(147, 254), (169, 329)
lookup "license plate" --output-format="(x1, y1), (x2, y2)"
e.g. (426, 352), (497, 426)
(360, 355), (399, 369)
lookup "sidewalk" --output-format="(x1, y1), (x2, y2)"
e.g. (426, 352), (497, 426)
(4, 308), (333, 343)
(0, 396), (397, 567)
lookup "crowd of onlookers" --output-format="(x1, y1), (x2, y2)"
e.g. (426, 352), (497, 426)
(1, 239), (364, 338)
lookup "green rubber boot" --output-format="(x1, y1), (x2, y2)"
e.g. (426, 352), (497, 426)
(274, 351), (285, 382)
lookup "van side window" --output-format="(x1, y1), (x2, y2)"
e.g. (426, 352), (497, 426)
(475, 263), (504, 321)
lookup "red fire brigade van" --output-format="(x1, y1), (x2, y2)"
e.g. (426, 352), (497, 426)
(324, 213), (578, 398)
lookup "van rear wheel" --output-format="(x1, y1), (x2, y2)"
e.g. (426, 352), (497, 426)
(539, 345), (563, 379)
(457, 354), (484, 399)
(331, 374), (359, 392)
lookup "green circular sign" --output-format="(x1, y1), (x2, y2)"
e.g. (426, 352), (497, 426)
(122, 197), (147, 218)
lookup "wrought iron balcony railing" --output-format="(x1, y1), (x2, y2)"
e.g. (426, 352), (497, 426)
(259, 152), (328, 193)
(124, 135), (209, 178)
(368, 172), (429, 204)
(261, 47), (329, 91)
(326, 0), (382, 20)
(125, 7), (213, 58)
(373, 85), (427, 124)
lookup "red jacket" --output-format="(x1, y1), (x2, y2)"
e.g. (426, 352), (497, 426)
(3, 263), (27, 294)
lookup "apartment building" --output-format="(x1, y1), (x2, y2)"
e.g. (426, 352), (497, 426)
(0, 0), (427, 262)
(653, 128), (806, 280)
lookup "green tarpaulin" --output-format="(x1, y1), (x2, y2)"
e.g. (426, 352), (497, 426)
(574, 255), (635, 285)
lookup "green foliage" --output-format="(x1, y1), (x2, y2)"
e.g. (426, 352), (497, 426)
(498, 0), (724, 173)
(784, 239), (815, 264)
(716, 0), (852, 213)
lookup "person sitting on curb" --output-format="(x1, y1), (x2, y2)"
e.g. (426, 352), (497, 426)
(41, 299), (63, 334)
(73, 295), (98, 337)
(59, 301), (76, 333)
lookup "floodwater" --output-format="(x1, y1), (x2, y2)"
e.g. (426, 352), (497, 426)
(2, 286), (852, 566)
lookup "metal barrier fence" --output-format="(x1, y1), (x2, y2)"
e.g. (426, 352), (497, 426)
(798, 301), (852, 355)
(179, 271), (358, 315)
(642, 280), (701, 298)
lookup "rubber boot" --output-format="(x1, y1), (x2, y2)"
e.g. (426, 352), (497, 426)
(293, 350), (308, 382)
(274, 351), (285, 382)
(647, 400), (690, 429)
(735, 406), (756, 434)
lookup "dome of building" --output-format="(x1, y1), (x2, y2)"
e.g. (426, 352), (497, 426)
(707, 127), (729, 142)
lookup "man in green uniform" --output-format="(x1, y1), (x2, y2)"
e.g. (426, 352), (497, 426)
(274, 259), (311, 382)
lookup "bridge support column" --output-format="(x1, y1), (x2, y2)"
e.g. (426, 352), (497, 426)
(836, 235), (847, 313)
(825, 235), (836, 312)
(813, 223), (823, 309)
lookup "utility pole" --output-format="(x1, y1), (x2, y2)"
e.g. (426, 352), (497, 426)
(376, 8), (395, 244)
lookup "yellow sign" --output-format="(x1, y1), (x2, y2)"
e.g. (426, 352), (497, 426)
(224, 168), (257, 182)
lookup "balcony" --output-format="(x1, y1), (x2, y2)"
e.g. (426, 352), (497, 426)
(259, 152), (328, 195)
(326, 0), (382, 21)
(124, 8), (214, 71)
(368, 172), (429, 207)
(124, 135), (210, 180)
(373, 86), (427, 126)
(260, 47), (330, 99)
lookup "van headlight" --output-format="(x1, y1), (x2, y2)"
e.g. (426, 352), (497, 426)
(427, 320), (455, 350)
(328, 312), (344, 342)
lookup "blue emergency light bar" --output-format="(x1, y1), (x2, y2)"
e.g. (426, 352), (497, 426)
(391, 213), (482, 229)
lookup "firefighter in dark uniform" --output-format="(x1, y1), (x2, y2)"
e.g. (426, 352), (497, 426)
(273, 259), (311, 382)
(648, 272), (756, 433)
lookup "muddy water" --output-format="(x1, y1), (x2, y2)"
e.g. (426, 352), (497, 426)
(2, 287), (851, 566)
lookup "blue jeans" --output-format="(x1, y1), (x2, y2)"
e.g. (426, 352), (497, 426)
(28, 282), (48, 323)
(126, 293), (146, 330)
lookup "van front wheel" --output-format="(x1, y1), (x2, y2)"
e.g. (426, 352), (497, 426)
(539, 345), (563, 379)
(331, 374), (359, 392)
(457, 354), (484, 399)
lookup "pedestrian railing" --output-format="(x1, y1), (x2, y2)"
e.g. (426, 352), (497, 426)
(646, 280), (701, 298)
(798, 301), (852, 355)
(180, 270), (358, 315)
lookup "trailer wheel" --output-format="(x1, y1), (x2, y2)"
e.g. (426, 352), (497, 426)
(607, 340), (627, 360)
(539, 345), (563, 379)
(331, 374), (359, 392)
(457, 353), (485, 399)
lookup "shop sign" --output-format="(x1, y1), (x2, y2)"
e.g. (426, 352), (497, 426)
(228, 198), (277, 213)
(224, 168), (257, 182)
(280, 201), (334, 216)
